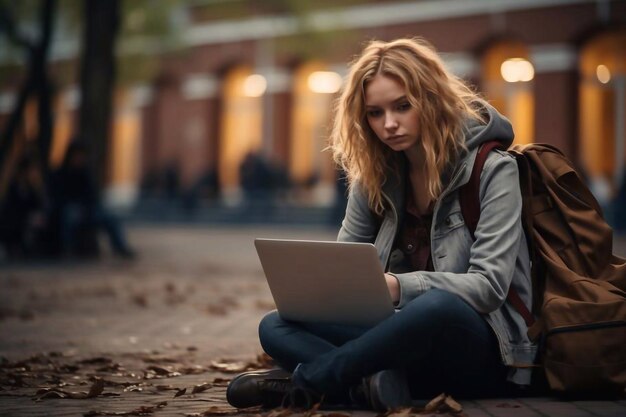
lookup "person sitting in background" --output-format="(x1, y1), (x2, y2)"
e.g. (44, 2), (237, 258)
(0, 154), (48, 258)
(51, 141), (136, 259)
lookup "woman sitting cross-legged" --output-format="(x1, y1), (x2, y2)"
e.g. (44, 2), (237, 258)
(226, 37), (536, 411)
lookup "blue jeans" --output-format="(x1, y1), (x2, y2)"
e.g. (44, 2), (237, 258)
(259, 289), (510, 399)
(60, 203), (131, 254)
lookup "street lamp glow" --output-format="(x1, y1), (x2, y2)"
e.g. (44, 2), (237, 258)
(596, 64), (611, 84)
(501, 58), (535, 83)
(243, 74), (267, 97)
(308, 71), (342, 94)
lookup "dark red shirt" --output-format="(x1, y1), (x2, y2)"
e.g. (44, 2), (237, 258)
(398, 184), (434, 272)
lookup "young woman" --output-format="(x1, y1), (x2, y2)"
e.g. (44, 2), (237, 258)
(227, 37), (536, 410)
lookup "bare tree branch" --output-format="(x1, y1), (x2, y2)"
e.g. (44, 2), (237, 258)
(0, 2), (34, 50)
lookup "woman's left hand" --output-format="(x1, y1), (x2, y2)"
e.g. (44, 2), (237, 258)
(385, 273), (400, 304)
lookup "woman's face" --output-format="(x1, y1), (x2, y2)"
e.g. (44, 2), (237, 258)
(364, 74), (420, 153)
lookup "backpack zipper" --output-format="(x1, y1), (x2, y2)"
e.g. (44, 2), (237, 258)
(546, 320), (626, 337)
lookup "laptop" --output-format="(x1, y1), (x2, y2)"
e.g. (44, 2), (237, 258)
(254, 238), (395, 327)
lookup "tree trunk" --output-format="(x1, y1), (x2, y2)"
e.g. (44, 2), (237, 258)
(35, 0), (56, 180)
(77, 0), (120, 191)
(0, 0), (56, 188)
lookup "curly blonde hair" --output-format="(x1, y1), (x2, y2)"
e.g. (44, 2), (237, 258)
(330, 37), (488, 214)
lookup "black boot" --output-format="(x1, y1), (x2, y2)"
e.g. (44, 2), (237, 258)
(227, 368), (321, 409)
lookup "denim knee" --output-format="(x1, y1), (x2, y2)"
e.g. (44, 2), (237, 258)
(403, 288), (470, 325)
(258, 310), (284, 357)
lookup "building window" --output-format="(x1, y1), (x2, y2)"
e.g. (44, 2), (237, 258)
(219, 66), (265, 200)
(481, 41), (535, 145)
(290, 62), (341, 205)
(579, 31), (626, 190)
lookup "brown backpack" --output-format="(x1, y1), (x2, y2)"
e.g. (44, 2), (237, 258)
(461, 142), (626, 396)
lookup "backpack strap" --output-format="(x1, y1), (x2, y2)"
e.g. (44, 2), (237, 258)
(459, 141), (536, 328)
(460, 141), (505, 240)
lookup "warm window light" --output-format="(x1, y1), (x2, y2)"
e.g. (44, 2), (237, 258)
(500, 58), (535, 83)
(307, 71), (342, 94)
(243, 74), (267, 97)
(596, 65), (611, 84)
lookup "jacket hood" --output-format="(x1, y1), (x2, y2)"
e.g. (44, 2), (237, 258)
(463, 103), (514, 152)
(380, 102), (515, 211)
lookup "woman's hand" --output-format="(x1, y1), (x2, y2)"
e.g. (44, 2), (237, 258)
(385, 273), (400, 304)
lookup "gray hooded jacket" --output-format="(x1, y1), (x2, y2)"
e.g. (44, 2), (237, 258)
(337, 104), (537, 385)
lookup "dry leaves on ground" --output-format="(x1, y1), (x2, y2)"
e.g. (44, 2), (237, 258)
(375, 393), (464, 417)
(421, 392), (463, 414)
(84, 400), (168, 416)
(34, 378), (104, 400)
(210, 353), (275, 374)
(191, 382), (213, 394)
(174, 387), (187, 397)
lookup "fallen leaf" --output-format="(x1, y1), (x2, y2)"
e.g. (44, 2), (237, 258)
(96, 378), (137, 388)
(424, 393), (447, 412)
(146, 365), (171, 375)
(180, 365), (206, 375)
(86, 379), (105, 398)
(212, 377), (230, 385)
(34, 379), (104, 400)
(174, 387), (187, 397)
(191, 382), (212, 394)
(265, 408), (294, 417)
(209, 360), (248, 373)
(36, 390), (67, 399)
(442, 395), (463, 413)
(96, 363), (123, 372)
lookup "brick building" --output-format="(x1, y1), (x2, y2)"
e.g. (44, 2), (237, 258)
(2, 0), (626, 208)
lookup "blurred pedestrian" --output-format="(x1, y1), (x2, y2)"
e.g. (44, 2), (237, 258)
(51, 141), (136, 259)
(0, 154), (48, 258)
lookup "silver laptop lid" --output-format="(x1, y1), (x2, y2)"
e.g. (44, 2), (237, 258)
(254, 238), (394, 327)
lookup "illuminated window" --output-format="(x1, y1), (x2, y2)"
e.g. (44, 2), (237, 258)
(219, 67), (264, 200)
(307, 71), (342, 94)
(500, 58), (534, 83)
(50, 89), (76, 168)
(290, 62), (341, 205)
(243, 74), (267, 97)
(482, 42), (535, 145)
(579, 31), (626, 187)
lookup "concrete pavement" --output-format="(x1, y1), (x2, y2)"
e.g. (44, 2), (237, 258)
(1, 225), (625, 417)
